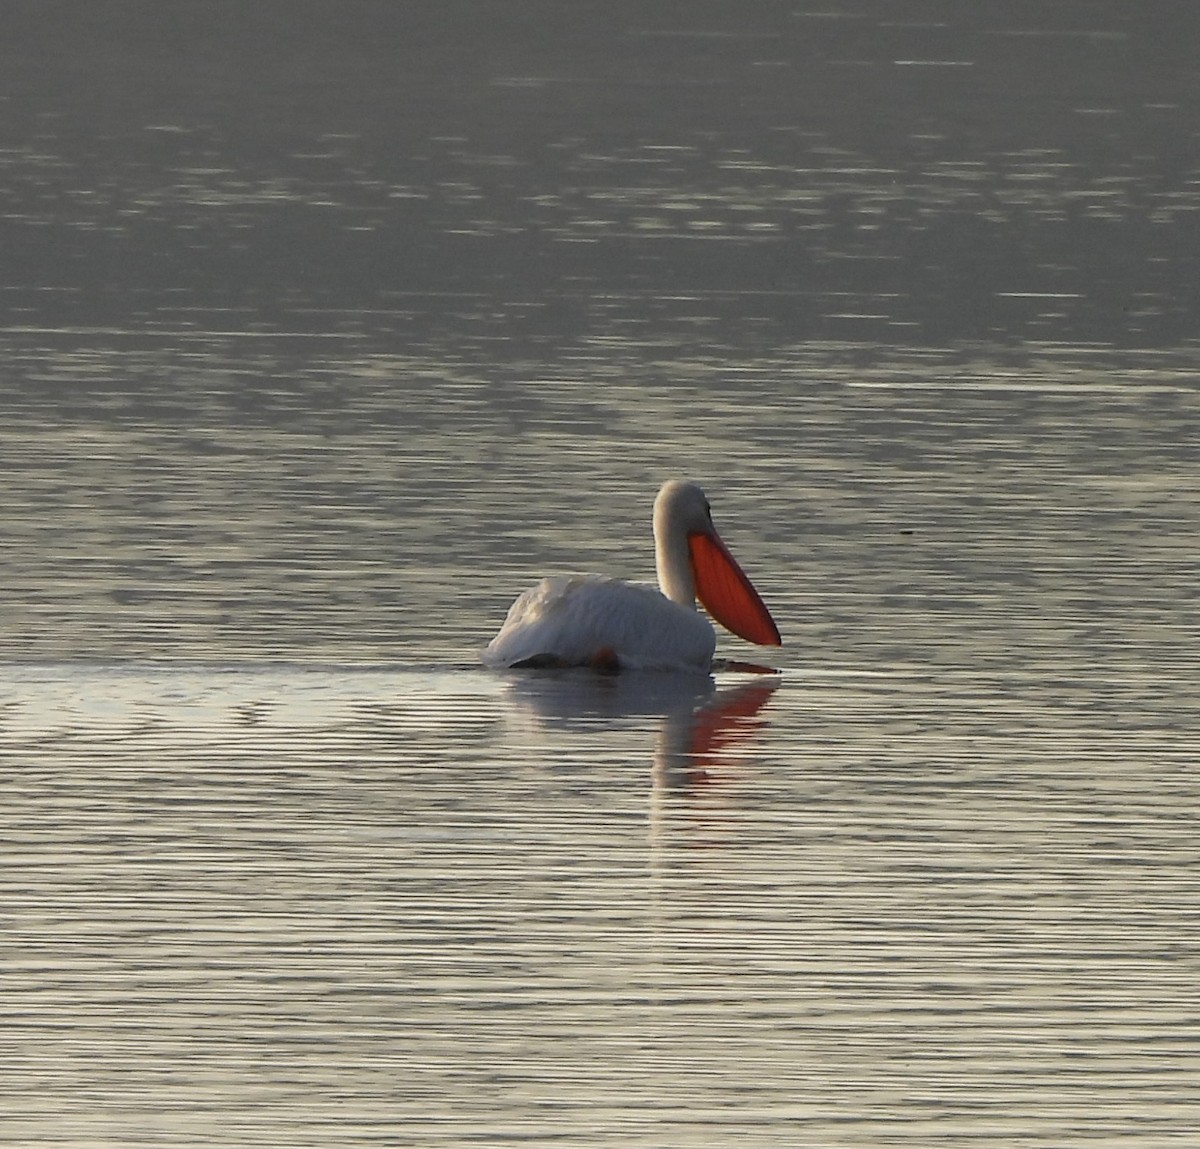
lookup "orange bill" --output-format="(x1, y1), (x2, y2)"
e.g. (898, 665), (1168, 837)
(688, 531), (782, 646)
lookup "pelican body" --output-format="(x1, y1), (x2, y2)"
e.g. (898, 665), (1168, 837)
(482, 480), (781, 672)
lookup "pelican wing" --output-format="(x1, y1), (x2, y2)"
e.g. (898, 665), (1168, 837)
(482, 575), (716, 671)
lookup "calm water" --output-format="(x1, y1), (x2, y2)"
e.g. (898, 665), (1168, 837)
(2, 3), (1199, 1145)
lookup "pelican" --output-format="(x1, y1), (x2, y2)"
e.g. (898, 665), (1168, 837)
(482, 479), (781, 672)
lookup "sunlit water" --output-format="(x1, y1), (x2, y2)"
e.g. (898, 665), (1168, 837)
(4, 659), (1198, 1146)
(3, 3), (1199, 1146)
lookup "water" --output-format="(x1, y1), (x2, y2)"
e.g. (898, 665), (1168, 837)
(2, 3), (1199, 1145)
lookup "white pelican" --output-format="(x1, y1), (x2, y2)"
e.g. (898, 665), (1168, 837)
(482, 479), (781, 672)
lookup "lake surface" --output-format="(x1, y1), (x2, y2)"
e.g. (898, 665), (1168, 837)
(2, 3), (1199, 1145)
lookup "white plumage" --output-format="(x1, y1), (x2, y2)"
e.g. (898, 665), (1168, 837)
(482, 480), (781, 673)
(483, 574), (717, 671)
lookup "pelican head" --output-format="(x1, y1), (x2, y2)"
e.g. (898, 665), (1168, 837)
(653, 479), (781, 646)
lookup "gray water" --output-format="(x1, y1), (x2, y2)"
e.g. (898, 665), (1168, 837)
(2, 3), (1199, 1146)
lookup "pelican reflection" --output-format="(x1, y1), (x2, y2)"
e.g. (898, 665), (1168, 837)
(497, 668), (778, 789)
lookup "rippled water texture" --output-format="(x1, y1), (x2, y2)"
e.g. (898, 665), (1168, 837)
(2, 3), (1199, 1146)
